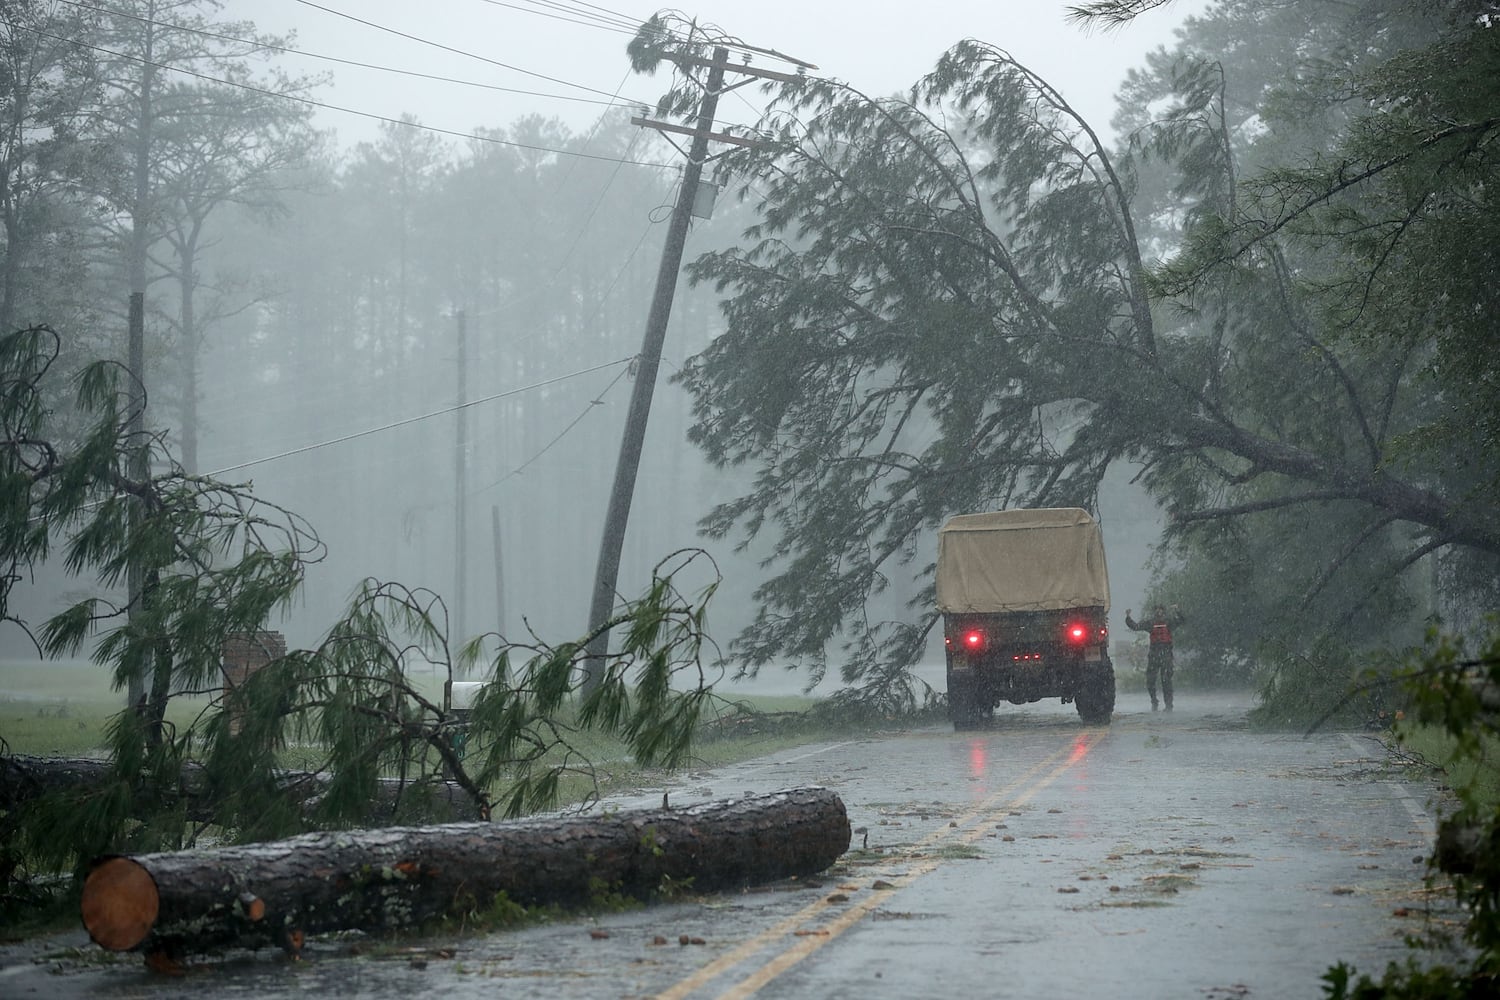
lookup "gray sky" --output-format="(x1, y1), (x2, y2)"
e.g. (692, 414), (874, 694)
(220, 1), (1203, 150)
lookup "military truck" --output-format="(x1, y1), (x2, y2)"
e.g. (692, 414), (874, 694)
(936, 508), (1115, 728)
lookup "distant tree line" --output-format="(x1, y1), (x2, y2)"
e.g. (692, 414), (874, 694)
(2, 0), (754, 655)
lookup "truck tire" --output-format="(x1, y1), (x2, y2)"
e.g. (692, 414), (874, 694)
(1075, 662), (1115, 725)
(949, 675), (987, 731)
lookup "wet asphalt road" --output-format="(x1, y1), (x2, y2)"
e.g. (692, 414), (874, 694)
(1, 690), (1451, 999)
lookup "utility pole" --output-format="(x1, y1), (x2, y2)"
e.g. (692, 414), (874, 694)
(581, 45), (803, 695)
(580, 46), (730, 695)
(453, 309), (468, 653)
(125, 8), (159, 713)
(492, 504), (506, 640)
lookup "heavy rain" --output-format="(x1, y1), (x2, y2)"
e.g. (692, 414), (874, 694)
(2, 1), (1497, 997)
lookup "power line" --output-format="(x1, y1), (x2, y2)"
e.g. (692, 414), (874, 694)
(475, 0), (641, 35)
(290, 0), (634, 103)
(118, 214), (675, 467)
(27, 26), (675, 168)
(476, 362), (633, 494)
(56, 0), (639, 110)
(492, 0), (822, 70)
(206, 355), (634, 477)
(198, 186), (674, 452)
(543, 126), (642, 285)
(546, 0), (653, 27)
(499, 196), (668, 352)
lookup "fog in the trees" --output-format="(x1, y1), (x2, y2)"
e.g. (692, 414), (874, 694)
(7, 0), (1490, 704)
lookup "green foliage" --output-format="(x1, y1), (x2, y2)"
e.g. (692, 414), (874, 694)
(1401, 628), (1500, 962)
(1136, 0), (1500, 711)
(586, 874), (639, 912)
(661, 41), (1160, 691)
(1324, 623), (1500, 996)
(443, 889), (557, 935)
(634, 0), (1500, 704)
(1249, 639), (1399, 730)
(460, 551), (720, 820)
(1322, 959), (1490, 1000)
(654, 872), (696, 901)
(0, 326), (722, 917)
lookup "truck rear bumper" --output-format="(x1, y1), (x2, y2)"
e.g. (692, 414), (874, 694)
(947, 650), (1101, 704)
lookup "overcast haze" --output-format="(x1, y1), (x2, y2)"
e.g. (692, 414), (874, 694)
(223, 1), (1205, 147)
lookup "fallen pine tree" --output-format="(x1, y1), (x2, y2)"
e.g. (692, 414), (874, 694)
(81, 785), (850, 963)
(1, 754), (480, 825)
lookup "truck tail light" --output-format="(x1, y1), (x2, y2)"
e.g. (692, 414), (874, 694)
(1065, 622), (1108, 644)
(946, 629), (985, 652)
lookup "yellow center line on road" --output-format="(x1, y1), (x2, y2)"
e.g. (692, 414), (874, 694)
(654, 729), (1106, 1000)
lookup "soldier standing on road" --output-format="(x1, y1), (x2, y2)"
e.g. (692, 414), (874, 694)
(1125, 604), (1185, 712)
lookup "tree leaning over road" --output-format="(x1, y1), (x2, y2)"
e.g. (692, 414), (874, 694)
(628, 1), (1500, 700)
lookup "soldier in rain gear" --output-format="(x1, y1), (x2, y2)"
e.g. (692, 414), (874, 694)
(1125, 604), (1185, 711)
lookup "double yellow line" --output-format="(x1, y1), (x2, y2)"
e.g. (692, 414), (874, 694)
(657, 730), (1106, 999)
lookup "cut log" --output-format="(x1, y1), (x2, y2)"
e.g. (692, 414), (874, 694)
(81, 786), (850, 959)
(1, 755), (480, 823)
(1, 755), (119, 809)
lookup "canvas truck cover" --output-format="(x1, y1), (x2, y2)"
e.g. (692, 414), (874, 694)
(935, 508), (1111, 613)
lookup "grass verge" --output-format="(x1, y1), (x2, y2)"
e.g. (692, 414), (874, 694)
(1, 661), (841, 809)
(1396, 724), (1500, 809)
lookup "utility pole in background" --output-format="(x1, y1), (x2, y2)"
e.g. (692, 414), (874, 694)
(581, 43), (806, 695)
(492, 504), (506, 644)
(453, 309), (468, 652)
(125, 9), (159, 713)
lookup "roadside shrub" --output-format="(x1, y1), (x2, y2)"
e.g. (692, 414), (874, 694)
(1250, 638), (1400, 730)
(1323, 622), (1500, 997)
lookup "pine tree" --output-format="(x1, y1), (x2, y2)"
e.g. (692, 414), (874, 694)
(1, 325), (718, 910)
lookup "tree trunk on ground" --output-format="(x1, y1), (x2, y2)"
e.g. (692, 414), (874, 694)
(1, 755), (120, 808)
(81, 787), (850, 961)
(1, 755), (480, 824)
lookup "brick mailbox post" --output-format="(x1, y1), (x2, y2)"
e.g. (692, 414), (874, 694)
(221, 631), (287, 732)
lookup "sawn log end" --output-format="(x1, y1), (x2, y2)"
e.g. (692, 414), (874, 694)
(81, 857), (159, 952)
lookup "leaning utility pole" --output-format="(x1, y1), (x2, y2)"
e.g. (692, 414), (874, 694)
(582, 42), (812, 695)
(580, 45), (730, 695)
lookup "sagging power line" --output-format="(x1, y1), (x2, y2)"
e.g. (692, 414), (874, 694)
(26, 26), (676, 167)
(207, 356), (634, 478)
(57, 0), (643, 110)
(290, 0), (638, 103)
